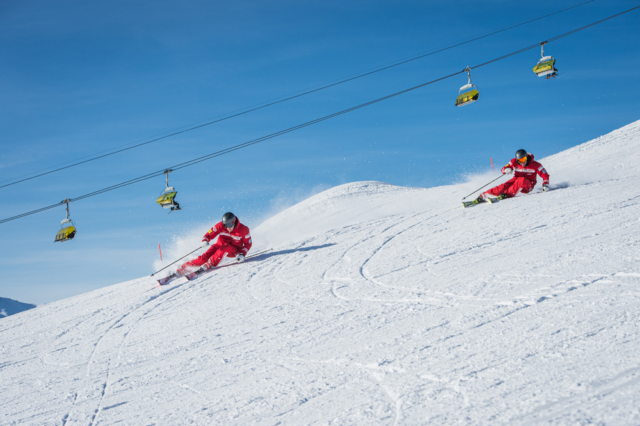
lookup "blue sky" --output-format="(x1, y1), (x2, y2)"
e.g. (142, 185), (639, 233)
(1, 0), (639, 304)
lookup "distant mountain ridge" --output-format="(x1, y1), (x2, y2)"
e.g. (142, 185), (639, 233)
(0, 297), (36, 318)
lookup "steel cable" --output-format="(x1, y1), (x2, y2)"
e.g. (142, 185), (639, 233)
(2, 4), (639, 225)
(0, 0), (597, 190)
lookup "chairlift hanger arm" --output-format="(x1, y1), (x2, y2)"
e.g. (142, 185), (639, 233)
(458, 67), (477, 92)
(540, 41), (548, 57)
(61, 198), (71, 220)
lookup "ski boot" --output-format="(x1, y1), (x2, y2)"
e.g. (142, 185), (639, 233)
(473, 195), (487, 204)
(175, 265), (187, 277)
(157, 272), (178, 286)
(175, 260), (200, 277)
(185, 261), (215, 281)
(488, 194), (508, 203)
(463, 195), (487, 208)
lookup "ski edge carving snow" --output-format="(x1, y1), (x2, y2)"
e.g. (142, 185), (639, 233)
(186, 248), (273, 281)
(155, 248), (273, 286)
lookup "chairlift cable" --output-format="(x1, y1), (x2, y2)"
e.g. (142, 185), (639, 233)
(0, 0), (598, 190)
(1, 4), (639, 225)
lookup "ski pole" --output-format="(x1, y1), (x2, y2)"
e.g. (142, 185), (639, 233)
(461, 174), (505, 200)
(150, 246), (201, 276)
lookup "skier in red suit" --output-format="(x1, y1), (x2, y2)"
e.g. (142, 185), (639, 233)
(477, 149), (550, 202)
(176, 212), (252, 276)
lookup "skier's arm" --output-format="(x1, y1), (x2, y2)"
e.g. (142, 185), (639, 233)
(501, 159), (516, 174)
(537, 163), (550, 185)
(240, 231), (252, 255)
(203, 225), (220, 243)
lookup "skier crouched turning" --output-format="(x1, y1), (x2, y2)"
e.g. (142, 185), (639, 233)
(177, 212), (252, 276)
(476, 149), (550, 203)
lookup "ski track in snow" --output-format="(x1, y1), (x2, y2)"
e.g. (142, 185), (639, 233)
(62, 280), (197, 425)
(2, 120), (640, 424)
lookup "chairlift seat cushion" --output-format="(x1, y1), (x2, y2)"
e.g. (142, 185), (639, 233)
(157, 191), (178, 206)
(55, 226), (76, 242)
(455, 89), (479, 107)
(533, 59), (556, 76)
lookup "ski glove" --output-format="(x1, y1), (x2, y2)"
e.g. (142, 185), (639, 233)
(236, 254), (245, 263)
(503, 168), (513, 175)
(201, 240), (210, 248)
(542, 184), (549, 192)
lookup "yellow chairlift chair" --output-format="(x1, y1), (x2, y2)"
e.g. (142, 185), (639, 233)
(156, 169), (181, 213)
(533, 42), (558, 79)
(54, 198), (77, 242)
(455, 67), (479, 107)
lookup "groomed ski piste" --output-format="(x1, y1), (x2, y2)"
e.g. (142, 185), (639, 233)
(2, 120), (640, 425)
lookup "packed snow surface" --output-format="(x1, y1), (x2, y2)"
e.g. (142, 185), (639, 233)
(2, 120), (640, 425)
(0, 297), (35, 318)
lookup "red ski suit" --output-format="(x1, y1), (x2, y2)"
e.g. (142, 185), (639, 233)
(182, 219), (252, 270)
(484, 153), (550, 198)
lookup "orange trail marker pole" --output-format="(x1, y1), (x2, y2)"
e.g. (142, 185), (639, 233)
(159, 244), (163, 262)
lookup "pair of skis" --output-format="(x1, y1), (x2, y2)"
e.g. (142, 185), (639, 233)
(155, 248), (273, 287)
(462, 195), (507, 208)
(462, 187), (554, 208)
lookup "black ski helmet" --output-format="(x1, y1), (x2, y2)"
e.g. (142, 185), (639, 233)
(222, 212), (236, 228)
(515, 149), (529, 165)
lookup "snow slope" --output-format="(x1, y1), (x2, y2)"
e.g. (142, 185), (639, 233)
(0, 297), (36, 318)
(1, 120), (640, 425)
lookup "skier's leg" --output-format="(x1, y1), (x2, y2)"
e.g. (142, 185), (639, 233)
(177, 245), (219, 275)
(520, 179), (534, 194)
(483, 179), (515, 198)
(191, 245), (220, 267)
(209, 244), (238, 267)
(504, 178), (532, 197)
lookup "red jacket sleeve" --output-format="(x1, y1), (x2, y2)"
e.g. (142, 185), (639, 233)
(240, 227), (252, 255)
(501, 159), (516, 174)
(535, 162), (550, 185)
(203, 223), (221, 242)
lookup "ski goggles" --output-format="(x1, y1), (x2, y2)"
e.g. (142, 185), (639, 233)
(224, 221), (235, 229)
(516, 156), (528, 164)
